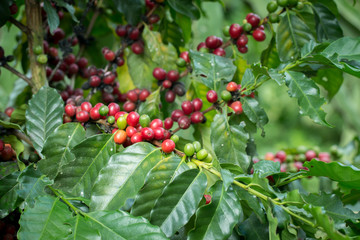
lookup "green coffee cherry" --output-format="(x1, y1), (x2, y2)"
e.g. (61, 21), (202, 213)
(196, 149), (208, 160)
(223, 25), (230, 37)
(203, 153), (213, 163)
(243, 23), (252, 32)
(187, 162), (198, 169)
(193, 141), (201, 152)
(267, 1), (278, 13)
(199, 47), (209, 53)
(33, 45), (43, 55)
(296, 1), (304, 10)
(288, 0), (298, 7)
(170, 134), (179, 143)
(36, 54), (48, 64)
(269, 13), (280, 23)
(184, 143), (195, 157)
(277, 0), (288, 7)
(117, 116), (127, 130)
(221, 90), (232, 102)
(139, 114), (150, 127)
(176, 58), (186, 68)
(107, 116), (115, 124)
(99, 105), (109, 116)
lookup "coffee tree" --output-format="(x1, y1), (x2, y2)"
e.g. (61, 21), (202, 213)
(1, 0), (360, 239)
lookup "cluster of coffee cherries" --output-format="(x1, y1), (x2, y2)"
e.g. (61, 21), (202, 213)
(196, 36), (226, 57)
(0, 140), (16, 162)
(226, 13), (266, 54)
(0, 211), (20, 240)
(152, 67), (185, 103)
(101, 47), (125, 67)
(170, 98), (205, 130)
(266, 0), (304, 23)
(184, 141), (214, 166)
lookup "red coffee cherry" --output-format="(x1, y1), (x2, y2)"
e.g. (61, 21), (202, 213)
(81, 102), (92, 112)
(162, 80), (172, 89)
(165, 90), (176, 103)
(171, 109), (185, 122)
(123, 101), (136, 112)
(153, 67), (167, 81)
(181, 101), (194, 115)
(76, 110), (90, 122)
(129, 28), (140, 40)
(116, 25), (127, 37)
(206, 90), (218, 103)
(131, 132), (143, 144)
(192, 98), (203, 112)
(141, 127), (154, 141)
(205, 36), (222, 49)
(162, 139), (175, 153)
(238, 45), (248, 54)
(178, 116), (191, 129)
(108, 102), (120, 116)
(236, 35), (248, 47)
(139, 89), (151, 101)
(253, 29), (266, 42)
(180, 51), (190, 63)
(230, 101), (243, 114)
(167, 70), (180, 82)
(153, 127), (165, 140)
(131, 42), (144, 54)
(213, 48), (226, 57)
(65, 104), (76, 117)
(89, 75), (101, 87)
(164, 117), (173, 130)
(229, 23), (243, 39)
(150, 119), (163, 129)
(126, 126), (137, 138)
(227, 82), (238, 92)
(246, 13), (261, 28)
(127, 90), (139, 102)
(191, 111), (204, 124)
(90, 107), (101, 120)
(104, 50), (116, 61)
(103, 72), (116, 85)
(127, 111), (140, 127)
(114, 130), (127, 144)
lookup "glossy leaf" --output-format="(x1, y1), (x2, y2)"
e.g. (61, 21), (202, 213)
(114, 0), (145, 26)
(276, 13), (315, 61)
(25, 86), (64, 158)
(138, 88), (162, 119)
(312, 68), (343, 100)
(159, 18), (185, 49)
(314, 3), (343, 42)
(238, 213), (269, 240)
(0, 162), (18, 179)
(261, 36), (281, 69)
(235, 187), (265, 223)
(253, 160), (281, 178)
(90, 142), (162, 210)
(266, 205), (280, 240)
(167, 0), (200, 20)
(18, 195), (73, 240)
(126, 53), (155, 89)
(0, 171), (20, 218)
(54, 134), (115, 199)
(150, 169), (207, 237)
(131, 155), (186, 219)
(0, 119), (21, 130)
(17, 166), (53, 208)
(43, 0), (59, 33)
(190, 50), (237, 91)
(188, 181), (242, 240)
(240, 97), (268, 134)
(66, 215), (101, 240)
(210, 113), (250, 172)
(304, 160), (360, 190)
(285, 71), (330, 127)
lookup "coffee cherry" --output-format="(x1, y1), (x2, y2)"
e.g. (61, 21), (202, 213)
(4, 107), (14, 118)
(164, 117), (173, 129)
(65, 104), (76, 117)
(221, 90), (232, 102)
(116, 25), (127, 37)
(116, 57), (125, 67)
(206, 90), (218, 103)
(162, 139), (175, 153)
(305, 150), (317, 161)
(127, 90), (139, 102)
(37, 54), (48, 64)
(165, 90), (176, 103)
(269, 13), (280, 23)
(162, 80), (172, 89)
(179, 51), (190, 63)
(9, 3), (18, 15)
(184, 143), (195, 157)
(68, 63), (79, 76)
(173, 83), (186, 96)
(171, 109), (185, 121)
(288, 0), (298, 6)
(126, 111), (140, 127)
(178, 116), (191, 129)
(196, 149), (208, 160)
(277, 0), (288, 7)
(226, 82), (237, 92)
(296, 1), (304, 10)
(114, 111), (126, 120)
(131, 42), (144, 54)
(243, 23), (252, 32)
(167, 70), (180, 82)
(153, 67), (167, 81)
(192, 141), (201, 152)
(150, 119), (163, 129)
(123, 101), (136, 112)
(139, 127), (153, 141)
(126, 126), (137, 137)
(139, 114), (151, 127)
(89, 75), (101, 87)
(81, 102), (92, 112)
(191, 112), (204, 124)
(107, 103), (119, 116)
(131, 132), (143, 144)
(213, 48), (226, 57)
(191, 98), (203, 112)
(229, 23), (243, 39)
(90, 107), (101, 120)
(181, 101), (194, 115)
(153, 127), (165, 140)
(169, 134), (179, 143)
(197, 42), (207, 51)
(238, 45), (248, 54)
(99, 105), (109, 116)
(176, 58), (187, 67)
(275, 151), (287, 163)
(117, 115), (127, 129)
(148, 14), (160, 24)
(223, 25), (230, 37)
(103, 72), (116, 85)
(129, 28), (140, 40)
(139, 89), (151, 101)
(0, 140), (4, 152)
(236, 35), (248, 47)
(107, 116), (115, 124)
(104, 50), (115, 61)
(204, 153), (213, 163)
(114, 130), (127, 144)
(230, 101), (243, 114)
(267, 1), (278, 12)
(253, 29), (266, 41)
(77, 57), (88, 69)
(76, 110), (89, 122)
(52, 28), (65, 44)
(247, 13), (261, 28)
(205, 36), (222, 49)
(33, 45), (43, 55)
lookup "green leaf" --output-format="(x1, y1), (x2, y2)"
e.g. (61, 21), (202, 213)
(0, 171), (20, 218)
(150, 169), (207, 237)
(67, 215), (101, 240)
(284, 71), (330, 127)
(312, 68), (343, 100)
(127, 53), (156, 89)
(235, 187), (266, 223)
(17, 166), (53, 208)
(238, 213), (269, 240)
(18, 195), (73, 240)
(25, 86), (64, 158)
(261, 36), (281, 69)
(167, 0), (200, 20)
(53, 0), (78, 23)
(138, 88), (162, 119)
(0, 119), (22, 130)
(190, 50), (237, 91)
(276, 13), (315, 61)
(90, 142), (162, 210)
(0, 0), (10, 27)
(188, 181), (242, 240)
(160, 18), (185, 48)
(313, 3), (343, 42)
(220, 169), (233, 191)
(304, 160), (360, 190)
(240, 97), (268, 135)
(54, 134), (115, 199)
(43, 0), (60, 34)
(253, 160), (280, 178)
(38, 123), (86, 180)
(131, 155), (186, 219)
(10, 104), (27, 125)
(210, 113), (250, 172)
(75, 210), (167, 239)
(0, 162), (18, 179)
(175, 13), (191, 44)
(114, 0), (145, 26)
(266, 205), (280, 240)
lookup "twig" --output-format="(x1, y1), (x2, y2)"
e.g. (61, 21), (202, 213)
(2, 63), (33, 87)
(136, 5), (159, 29)
(8, 17), (30, 34)
(11, 129), (34, 148)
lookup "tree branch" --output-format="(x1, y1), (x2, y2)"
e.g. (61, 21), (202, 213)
(8, 17), (30, 34)
(2, 63), (33, 87)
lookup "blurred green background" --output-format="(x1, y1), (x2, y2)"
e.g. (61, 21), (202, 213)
(1, 0), (359, 158)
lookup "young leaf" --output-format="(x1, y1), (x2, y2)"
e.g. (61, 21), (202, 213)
(284, 71), (330, 127)
(0, 171), (20, 218)
(18, 195), (73, 240)
(54, 134), (115, 199)
(313, 3), (343, 42)
(90, 142), (162, 210)
(150, 169), (207, 237)
(25, 86), (64, 158)
(276, 13), (315, 61)
(210, 113), (250, 172)
(190, 50), (237, 91)
(38, 123), (86, 180)
(188, 181), (243, 240)
(138, 88), (162, 119)
(131, 155), (187, 219)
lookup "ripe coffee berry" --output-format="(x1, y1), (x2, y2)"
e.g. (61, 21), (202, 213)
(206, 90), (218, 103)
(237, 35), (248, 47)
(305, 150), (317, 161)
(180, 51), (190, 63)
(213, 48), (226, 57)
(184, 143), (195, 157)
(114, 130), (127, 144)
(141, 127), (154, 141)
(192, 98), (203, 112)
(139, 89), (150, 101)
(162, 80), (172, 89)
(238, 45), (248, 54)
(171, 109), (185, 121)
(229, 23), (243, 39)
(181, 101), (194, 115)
(153, 67), (167, 81)
(253, 29), (266, 41)
(99, 105), (109, 116)
(116, 25), (127, 37)
(205, 36), (222, 49)
(89, 75), (101, 87)
(178, 116), (191, 129)
(150, 119), (163, 129)
(0, 140), (4, 152)
(126, 126), (137, 138)
(131, 132), (143, 144)
(167, 70), (179, 82)
(227, 82), (238, 92)
(162, 139), (175, 153)
(230, 101), (243, 114)
(103, 72), (116, 85)
(164, 118), (173, 129)
(108, 103), (120, 116)
(81, 102), (92, 112)
(275, 151), (287, 163)
(246, 13), (261, 28)
(76, 111), (90, 122)
(129, 28), (140, 40)
(127, 90), (139, 102)
(90, 107), (101, 120)
(65, 104), (76, 117)
(139, 114), (151, 127)
(131, 42), (144, 54)
(104, 50), (115, 61)
(68, 64), (79, 75)
(165, 90), (176, 103)
(126, 111), (139, 127)
(191, 112), (204, 124)
(123, 101), (136, 112)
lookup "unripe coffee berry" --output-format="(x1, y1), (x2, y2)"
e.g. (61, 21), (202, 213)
(170, 134), (179, 143)
(107, 116), (115, 124)
(184, 143), (195, 157)
(139, 114), (151, 127)
(196, 149), (208, 160)
(193, 141), (201, 152)
(221, 90), (232, 102)
(117, 116), (127, 129)
(99, 105), (109, 116)
(114, 130), (127, 144)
